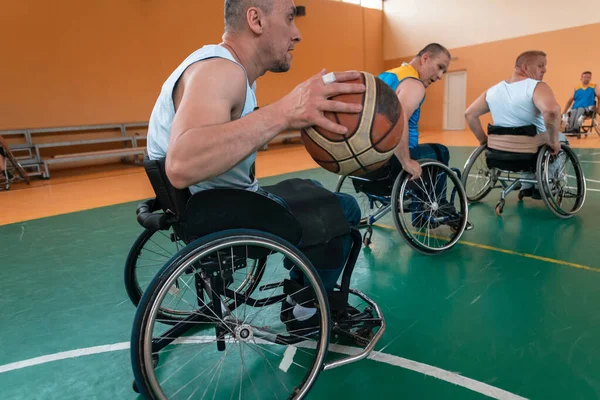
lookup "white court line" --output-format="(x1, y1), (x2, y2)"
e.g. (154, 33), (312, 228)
(0, 337), (527, 400)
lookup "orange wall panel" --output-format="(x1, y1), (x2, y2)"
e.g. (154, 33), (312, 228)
(384, 23), (600, 131)
(1, 0), (383, 130)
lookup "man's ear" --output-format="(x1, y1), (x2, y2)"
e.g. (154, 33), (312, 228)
(247, 7), (264, 35)
(420, 53), (429, 65)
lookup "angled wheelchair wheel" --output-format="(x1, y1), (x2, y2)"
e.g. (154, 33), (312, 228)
(391, 160), (468, 254)
(462, 144), (495, 202)
(537, 144), (586, 219)
(131, 229), (331, 400)
(125, 227), (266, 323)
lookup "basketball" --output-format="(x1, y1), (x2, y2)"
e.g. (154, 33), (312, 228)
(301, 71), (404, 176)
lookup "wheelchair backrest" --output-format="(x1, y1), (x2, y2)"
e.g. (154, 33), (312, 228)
(143, 157), (191, 218)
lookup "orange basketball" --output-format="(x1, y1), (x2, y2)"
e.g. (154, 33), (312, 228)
(301, 71), (404, 176)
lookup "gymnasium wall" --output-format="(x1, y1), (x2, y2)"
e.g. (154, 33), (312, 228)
(383, 0), (600, 61)
(0, 0), (383, 131)
(384, 23), (600, 131)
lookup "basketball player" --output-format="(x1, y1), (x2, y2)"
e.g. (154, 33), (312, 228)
(146, 0), (366, 326)
(379, 43), (452, 180)
(378, 44), (471, 229)
(464, 50), (562, 199)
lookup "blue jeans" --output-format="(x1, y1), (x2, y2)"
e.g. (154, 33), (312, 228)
(258, 180), (361, 292)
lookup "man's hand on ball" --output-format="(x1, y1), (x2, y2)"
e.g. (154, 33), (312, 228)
(279, 69), (366, 135)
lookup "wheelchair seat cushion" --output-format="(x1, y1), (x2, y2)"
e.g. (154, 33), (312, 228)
(349, 156), (398, 197)
(183, 188), (303, 246)
(263, 178), (351, 247)
(485, 148), (539, 172)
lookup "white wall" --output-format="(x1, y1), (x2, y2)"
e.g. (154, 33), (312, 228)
(383, 0), (600, 60)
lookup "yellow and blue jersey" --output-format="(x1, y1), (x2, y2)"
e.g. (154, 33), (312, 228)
(572, 84), (597, 109)
(378, 63), (424, 149)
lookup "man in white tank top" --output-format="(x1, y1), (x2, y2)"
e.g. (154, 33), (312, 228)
(145, 0), (367, 325)
(464, 50), (563, 195)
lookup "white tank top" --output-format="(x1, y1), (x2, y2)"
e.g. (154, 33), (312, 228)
(485, 78), (546, 134)
(146, 45), (259, 193)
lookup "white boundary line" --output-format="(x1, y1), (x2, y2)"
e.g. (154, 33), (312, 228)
(0, 338), (528, 400)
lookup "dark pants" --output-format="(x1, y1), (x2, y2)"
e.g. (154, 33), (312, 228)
(258, 180), (361, 292)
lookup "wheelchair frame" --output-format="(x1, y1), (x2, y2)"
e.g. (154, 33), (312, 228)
(127, 158), (386, 399)
(0, 143), (30, 191)
(462, 143), (586, 219)
(562, 105), (600, 139)
(335, 158), (469, 254)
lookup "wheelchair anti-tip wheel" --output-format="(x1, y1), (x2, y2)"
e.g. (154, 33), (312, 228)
(537, 144), (586, 219)
(131, 229), (331, 400)
(391, 160), (469, 254)
(125, 227), (267, 324)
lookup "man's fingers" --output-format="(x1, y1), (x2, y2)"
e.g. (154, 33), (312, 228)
(312, 116), (349, 135)
(319, 99), (363, 114)
(324, 82), (366, 97)
(331, 71), (363, 82)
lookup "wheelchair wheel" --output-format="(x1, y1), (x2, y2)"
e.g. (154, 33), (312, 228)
(125, 228), (266, 323)
(391, 160), (468, 254)
(536, 144), (586, 219)
(131, 229), (331, 400)
(462, 144), (495, 202)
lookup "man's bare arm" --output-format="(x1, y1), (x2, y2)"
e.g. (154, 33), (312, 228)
(166, 60), (365, 188)
(393, 78), (425, 178)
(532, 82), (561, 147)
(464, 91), (490, 145)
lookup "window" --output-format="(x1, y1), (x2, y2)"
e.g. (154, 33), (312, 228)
(336, 0), (383, 10)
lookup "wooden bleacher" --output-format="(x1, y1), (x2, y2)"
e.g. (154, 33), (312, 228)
(0, 122), (148, 179)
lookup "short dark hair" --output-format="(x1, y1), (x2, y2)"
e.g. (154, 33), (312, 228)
(416, 43), (451, 59)
(224, 0), (273, 32)
(582, 71), (592, 76)
(515, 50), (546, 67)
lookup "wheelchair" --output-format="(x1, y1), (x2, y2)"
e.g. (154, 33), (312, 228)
(125, 157), (385, 399)
(0, 143), (30, 191)
(462, 125), (586, 219)
(562, 105), (599, 139)
(334, 157), (469, 254)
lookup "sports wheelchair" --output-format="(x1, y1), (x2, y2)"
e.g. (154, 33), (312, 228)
(125, 157), (385, 399)
(334, 158), (469, 254)
(462, 125), (586, 219)
(562, 104), (599, 139)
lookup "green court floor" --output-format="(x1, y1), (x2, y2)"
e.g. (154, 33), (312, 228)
(1, 146), (599, 399)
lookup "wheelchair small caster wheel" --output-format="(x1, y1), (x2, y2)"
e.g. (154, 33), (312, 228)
(518, 191), (525, 201)
(495, 200), (505, 216)
(132, 380), (139, 393)
(362, 227), (373, 247)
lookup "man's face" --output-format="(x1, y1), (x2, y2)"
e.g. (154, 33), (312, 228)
(526, 56), (547, 81)
(419, 52), (450, 88)
(262, 0), (302, 73)
(581, 73), (592, 85)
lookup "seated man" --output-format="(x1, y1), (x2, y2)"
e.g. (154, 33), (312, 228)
(464, 50), (563, 198)
(378, 43), (468, 228)
(378, 43), (451, 179)
(563, 71), (599, 133)
(146, 0), (365, 325)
